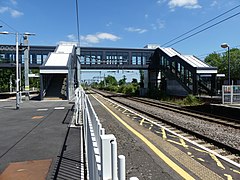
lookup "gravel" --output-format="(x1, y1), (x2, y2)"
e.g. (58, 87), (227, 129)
(110, 96), (240, 151)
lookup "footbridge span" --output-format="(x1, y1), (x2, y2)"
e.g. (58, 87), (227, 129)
(0, 43), (220, 98)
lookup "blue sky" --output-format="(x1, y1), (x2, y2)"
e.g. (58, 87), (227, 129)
(0, 0), (240, 81)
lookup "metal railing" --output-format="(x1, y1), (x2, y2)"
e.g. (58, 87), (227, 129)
(222, 85), (240, 104)
(74, 87), (127, 180)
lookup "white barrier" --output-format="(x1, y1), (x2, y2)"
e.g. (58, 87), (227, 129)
(74, 88), (126, 180)
(222, 85), (240, 104)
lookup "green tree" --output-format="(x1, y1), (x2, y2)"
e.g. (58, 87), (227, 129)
(118, 75), (127, 86)
(104, 75), (118, 86)
(0, 68), (15, 92)
(204, 48), (240, 82)
(132, 78), (138, 84)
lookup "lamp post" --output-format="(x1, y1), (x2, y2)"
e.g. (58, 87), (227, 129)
(0, 31), (20, 109)
(23, 32), (35, 100)
(221, 43), (230, 85)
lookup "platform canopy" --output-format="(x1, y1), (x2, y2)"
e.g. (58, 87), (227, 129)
(160, 47), (217, 74)
(40, 42), (77, 74)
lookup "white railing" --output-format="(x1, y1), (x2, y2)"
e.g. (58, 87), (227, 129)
(74, 87), (127, 180)
(222, 85), (240, 104)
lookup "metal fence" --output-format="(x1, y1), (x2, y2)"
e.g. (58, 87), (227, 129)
(74, 87), (126, 180)
(222, 85), (240, 104)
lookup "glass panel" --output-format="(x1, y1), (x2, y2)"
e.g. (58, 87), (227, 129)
(37, 55), (42, 64)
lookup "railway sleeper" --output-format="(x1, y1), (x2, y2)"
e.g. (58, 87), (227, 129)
(224, 154), (240, 161)
(202, 143), (216, 150)
(193, 139), (206, 144)
(212, 149), (226, 154)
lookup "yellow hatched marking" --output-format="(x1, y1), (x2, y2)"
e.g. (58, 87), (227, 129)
(167, 138), (188, 148)
(154, 130), (162, 134)
(168, 134), (177, 138)
(230, 168), (240, 174)
(167, 139), (186, 147)
(149, 124), (153, 130)
(180, 138), (188, 148)
(209, 153), (225, 169)
(122, 109), (127, 113)
(93, 95), (195, 180)
(162, 128), (167, 140)
(224, 174), (233, 180)
(197, 158), (205, 162)
(140, 119), (152, 126)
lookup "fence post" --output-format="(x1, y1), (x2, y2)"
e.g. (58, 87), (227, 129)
(100, 134), (116, 180)
(222, 86), (224, 104)
(118, 155), (125, 180)
(111, 141), (118, 180)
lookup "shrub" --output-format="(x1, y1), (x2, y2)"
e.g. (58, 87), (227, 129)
(177, 94), (201, 106)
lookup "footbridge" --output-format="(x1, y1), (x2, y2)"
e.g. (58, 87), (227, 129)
(40, 42), (77, 100)
(0, 43), (220, 97)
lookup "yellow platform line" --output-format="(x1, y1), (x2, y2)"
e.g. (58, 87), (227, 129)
(92, 95), (195, 180)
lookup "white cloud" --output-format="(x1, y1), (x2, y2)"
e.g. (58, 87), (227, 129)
(10, 9), (23, 17)
(210, 0), (218, 7)
(151, 19), (165, 30)
(125, 27), (148, 34)
(168, 0), (201, 9)
(156, 19), (165, 29)
(67, 34), (78, 42)
(97, 33), (120, 41)
(0, 6), (23, 17)
(80, 32), (120, 44)
(145, 14), (149, 19)
(0, 7), (9, 13)
(157, 0), (167, 4)
(10, 0), (18, 5)
(106, 22), (112, 27)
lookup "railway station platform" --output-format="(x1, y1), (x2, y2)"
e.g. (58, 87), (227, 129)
(1, 91), (239, 179)
(0, 98), (84, 179)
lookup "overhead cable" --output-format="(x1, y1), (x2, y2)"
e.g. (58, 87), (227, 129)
(162, 4), (240, 47)
(197, 44), (240, 59)
(0, 19), (18, 32)
(167, 11), (240, 47)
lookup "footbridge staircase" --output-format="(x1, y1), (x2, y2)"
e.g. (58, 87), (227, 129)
(39, 42), (78, 100)
(149, 47), (218, 96)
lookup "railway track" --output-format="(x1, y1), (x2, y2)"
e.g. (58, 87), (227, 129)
(90, 89), (240, 163)
(110, 96), (240, 155)
(126, 96), (240, 129)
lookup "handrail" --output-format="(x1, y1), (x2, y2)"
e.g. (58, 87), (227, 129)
(74, 87), (129, 180)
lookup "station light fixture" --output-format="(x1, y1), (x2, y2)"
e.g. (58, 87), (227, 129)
(221, 43), (230, 85)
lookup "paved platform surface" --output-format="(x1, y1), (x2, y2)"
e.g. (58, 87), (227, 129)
(0, 99), (76, 179)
